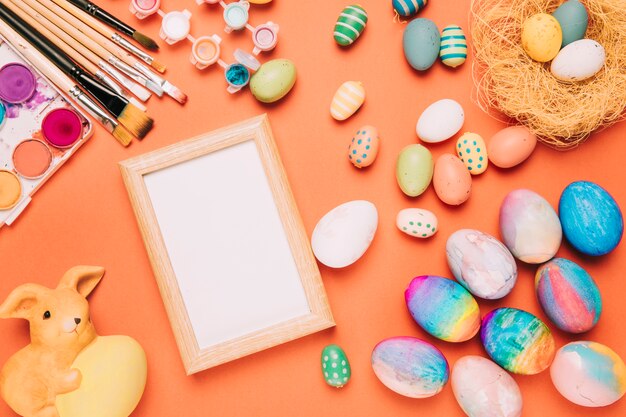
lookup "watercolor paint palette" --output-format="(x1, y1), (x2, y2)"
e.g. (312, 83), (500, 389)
(0, 37), (92, 229)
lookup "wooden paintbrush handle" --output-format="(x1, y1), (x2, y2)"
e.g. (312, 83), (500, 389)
(67, 0), (135, 37)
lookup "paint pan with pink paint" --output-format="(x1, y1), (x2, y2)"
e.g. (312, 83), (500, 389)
(0, 37), (93, 230)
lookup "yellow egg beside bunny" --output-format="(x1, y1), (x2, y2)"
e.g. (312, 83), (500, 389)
(0, 266), (147, 417)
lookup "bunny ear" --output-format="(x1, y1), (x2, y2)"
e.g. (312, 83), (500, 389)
(57, 266), (105, 297)
(0, 283), (44, 319)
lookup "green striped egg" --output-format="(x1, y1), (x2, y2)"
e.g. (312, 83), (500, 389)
(439, 25), (467, 68)
(334, 5), (368, 47)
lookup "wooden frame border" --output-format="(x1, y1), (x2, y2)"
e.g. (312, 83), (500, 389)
(119, 114), (334, 374)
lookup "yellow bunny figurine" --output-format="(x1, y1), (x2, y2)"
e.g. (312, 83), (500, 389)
(0, 266), (147, 417)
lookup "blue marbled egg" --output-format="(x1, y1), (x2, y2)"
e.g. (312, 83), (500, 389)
(559, 181), (623, 256)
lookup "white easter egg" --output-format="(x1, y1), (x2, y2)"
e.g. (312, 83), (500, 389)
(416, 99), (464, 143)
(311, 200), (378, 268)
(551, 39), (605, 82)
(396, 208), (438, 238)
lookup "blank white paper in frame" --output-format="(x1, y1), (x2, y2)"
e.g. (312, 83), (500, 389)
(143, 139), (310, 349)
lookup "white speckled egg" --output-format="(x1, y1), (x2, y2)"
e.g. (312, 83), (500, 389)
(396, 208), (438, 238)
(416, 99), (465, 143)
(551, 39), (605, 82)
(311, 200), (378, 268)
(348, 125), (379, 168)
(456, 132), (488, 175)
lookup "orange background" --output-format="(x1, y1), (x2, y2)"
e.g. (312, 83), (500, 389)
(1, 0), (625, 416)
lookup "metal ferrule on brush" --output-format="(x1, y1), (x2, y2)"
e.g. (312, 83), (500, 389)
(134, 63), (186, 104)
(98, 61), (151, 101)
(109, 56), (163, 96)
(111, 32), (153, 65)
(94, 70), (146, 111)
(68, 85), (117, 133)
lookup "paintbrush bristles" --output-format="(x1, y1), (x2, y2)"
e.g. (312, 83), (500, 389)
(112, 124), (133, 146)
(132, 31), (158, 51)
(150, 58), (166, 74)
(118, 103), (153, 139)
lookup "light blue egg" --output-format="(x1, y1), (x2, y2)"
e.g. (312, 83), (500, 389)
(552, 0), (588, 47)
(403, 18), (440, 71)
(559, 181), (623, 256)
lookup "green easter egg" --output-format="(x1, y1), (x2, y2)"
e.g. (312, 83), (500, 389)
(321, 344), (351, 387)
(250, 59), (297, 103)
(552, 0), (588, 47)
(396, 144), (434, 197)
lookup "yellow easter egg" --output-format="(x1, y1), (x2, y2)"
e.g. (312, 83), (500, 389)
(330, 81), (365, 121)
(249, 0), (272, 3)
(56, 336), (147, 417)
(521, 13), (562, 62)
(456, 132), (488, 175)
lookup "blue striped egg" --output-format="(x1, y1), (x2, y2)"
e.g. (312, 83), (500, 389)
(439, 25), (467, 67)
(392, 0), (427, 18)
(559, 181), (623, 256)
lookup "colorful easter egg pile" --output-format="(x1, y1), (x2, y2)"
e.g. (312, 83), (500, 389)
(446, 229), (517, 299)
(439, 25), (467, 68)
(321, 345), (351, 387)
(348, 125), (379, 168)
(333, 5), (368, 47)
(481, 307), (555, 375)
(371, 336), (449, 398)
(330, 81), (365, 121)
(451, 356), (523, 417)
(392, 0), (427, 18)
(405, 275), (481, 342)
(535, 258), (602, 333)
(550, 341), (626, 407)
(396, 208), (438, 239)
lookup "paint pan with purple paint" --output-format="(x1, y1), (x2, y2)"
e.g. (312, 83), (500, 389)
(0, 37), (93, 230)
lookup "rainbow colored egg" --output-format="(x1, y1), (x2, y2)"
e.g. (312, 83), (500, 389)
(536, 258), (601, 333)
(348, 125), (379, 168)
(551, 341), (626, 407)
(333, 5), (368, 47)
(392, 0), (427, 18)
(371, 336), (449, 398)
(481, 307), (555, 375)
(405, 275), (481, 342)
(439, 25), (467, 67)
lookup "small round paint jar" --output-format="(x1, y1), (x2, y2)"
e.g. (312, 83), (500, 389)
(0, 62), (36, 104)
(190, 35), (222, 69)
(224, 49), (260, 94)
(252, 22), (279, 54)
(129, 0), (161, 19)
(223, 1), (250, 33)
(12, 139), (53, 179)
(159, 10), (192, 45)
(0, 170), (22, 210)
(42, 108), (83, 149)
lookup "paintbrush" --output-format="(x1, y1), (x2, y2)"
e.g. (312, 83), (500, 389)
(7, 0), (150, 105)
(0, 16), (133, 145)
(48, 0), (164, 72)
(16, 0), (164, 97)
(33, 0), (186, 104)
(63, 0), (158, 51)
(0, 2), (154, 139)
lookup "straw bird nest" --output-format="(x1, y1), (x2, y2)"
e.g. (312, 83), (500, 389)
(470, 0), (626, 148)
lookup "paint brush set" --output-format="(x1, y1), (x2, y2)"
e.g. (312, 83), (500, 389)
(0, 0), (189, 147)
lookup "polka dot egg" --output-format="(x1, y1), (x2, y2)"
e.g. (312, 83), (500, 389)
(321, 344), (351, 387)
(456, 132), (488, 175)
(348, 125), (379, 168)
(396, 208), (438, 238)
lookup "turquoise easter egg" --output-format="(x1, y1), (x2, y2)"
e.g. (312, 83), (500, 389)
(552, 0), (588, 47)
(559, 181), (623, 256)
(371, 336), (449, 398)
(439, 25), (467, 68)
(333, 5), (368, 47)
(392, 0), (427, 18)
(403, 18), (440, 71)
(405, 275), (481, 342)
(321, 345), (351, 387)
(536, 258), (601, 334)
(481, 307), (556, 375)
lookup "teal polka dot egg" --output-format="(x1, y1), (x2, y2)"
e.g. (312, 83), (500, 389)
(456, 132), (488, 175)
(348, 125), (379, 168)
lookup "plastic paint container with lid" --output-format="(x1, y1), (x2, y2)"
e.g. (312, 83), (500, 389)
(223, 49), (260, 93)
(129, 0), (161, 19)
(0, 62), (36, 104)
(223, 1), (250, 32)
(42, 108), (83, 149)
(12, 139), (53, 179)
(160, 10), (192, 44)
(190, 35), (222, 69)
(252, 22), (279, 54)
(0, 170), (22, 210)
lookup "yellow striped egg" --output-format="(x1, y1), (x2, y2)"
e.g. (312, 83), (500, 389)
(439, 25), (467, 68)
(330, 81), (365, 121)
